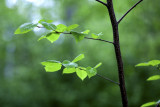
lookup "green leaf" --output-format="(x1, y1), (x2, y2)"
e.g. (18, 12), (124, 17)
(38, 19), (53, 23)
(91, 34), (99, 39)
(14, 23), (38, 34)
(86, 67), (97, 78)
(94, 62), (102, 69)
(147, 75), (160, 81)
(76, 68), (87, 81)
(141, 102), (156, 107)
(56, 24), (67, 32)
(136, 60), (160, 67)
(40, 22), (56, 30)
(45, 32), (60, 43)
(41, 60), (62, 72)
(38, 35), (46, 41)
(72, 54), (85, 63)
(91, 32), (102, 39)
(66, 24), (79, 31)
(135, 63), (150, 67)
(62, 60), (78, 68)
(63, 68), (76, 74)
(82, 30), (90, 34)
(71, 31), (85, 42)
(78, 66), (86, 70)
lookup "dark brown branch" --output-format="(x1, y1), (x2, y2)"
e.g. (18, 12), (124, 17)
(96, 0), (107, 6)
(107, 0), (128, 107)
(97, 73), (119, 85)
(84, 37), (113, 44)
(118, 0), (143, 24)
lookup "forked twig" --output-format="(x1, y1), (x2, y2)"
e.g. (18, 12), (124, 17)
(118, 0), (143, 24)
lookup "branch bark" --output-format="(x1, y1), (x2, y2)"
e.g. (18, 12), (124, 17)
(106, 0), (128, 106)
(96, 0), (107, 6)
(118, 0), (143, 24)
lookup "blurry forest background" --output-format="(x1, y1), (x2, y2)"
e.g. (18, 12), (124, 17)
(0, 0), (160, 107)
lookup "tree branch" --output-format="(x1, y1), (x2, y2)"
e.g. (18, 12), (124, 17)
(84, 37), (113, 44)
(106, 0), (128, 106)
(96, 0), (107, 6)
(117, 0), (143, 24)
(97, 73), (119, 85)
(36, 26), (113, 44)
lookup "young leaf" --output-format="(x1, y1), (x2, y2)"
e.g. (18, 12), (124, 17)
(147, 75), (160, 81)
(91, 32), (102, 39)
(86, 67), (97, 78)
(76, 68), (87, 81)
(63, 68), (76, 74)
(56, 24), (67, 32)
(72, 54), (84, 63)
(94, 62), (102, 69)
(38, 35), (46, 41)
(141, 101), (156, 107)
(62, 60), (78, 68)
(14, 23), (38, 34)
(82, 30), (90, 34)
(40, 22), (56, 30)
(38, 19), (53, 23)
(66, 24), (79, 31)
(136, 60), (160, 67)
(41, 60), (62, 72)
(71, 31), (85, 42)
(46, 32), (60, 43)
(91, 34), (99, 39)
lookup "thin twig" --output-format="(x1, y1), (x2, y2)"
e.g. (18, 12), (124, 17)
(96, 0), (107, 6)
(118, 0), (143, 24)
(84, 37), (114, 44)
(97, 73), (119, 85)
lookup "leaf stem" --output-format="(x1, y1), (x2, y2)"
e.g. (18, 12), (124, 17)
(118, 0), (143, 24)
(97, 73), (119, 85)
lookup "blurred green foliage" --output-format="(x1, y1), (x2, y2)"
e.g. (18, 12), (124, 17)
(0, 0), (160, 107)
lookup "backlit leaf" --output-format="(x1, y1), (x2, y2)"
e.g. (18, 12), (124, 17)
(141, 101), (156, 107)
(72, 54), (84, 63)
(136, 60), (160, 67)
(46, 32), (60, 43)
(67, 24), (79, 31)
(41, 22), (56, 30)
(71, 31), (85, 42)
(86, 67), (97, 78)
(56, 24), (67, 32)
(147, 75), (160, 81)
(15, 23), (38, 34)
(38, 19), (53, 23)
(91, 32), (102, 39)
(76, 68), (87, 81)
(94, 62), (102, 69)
(82, 30), (90, 34)
(62, 60), (78, 68)
(41, 60), (62, 72)
(63, 68), (76, 74)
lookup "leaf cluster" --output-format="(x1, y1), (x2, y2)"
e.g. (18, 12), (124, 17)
(14, 19), (102, 43)
(41, 54), (102, 81)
